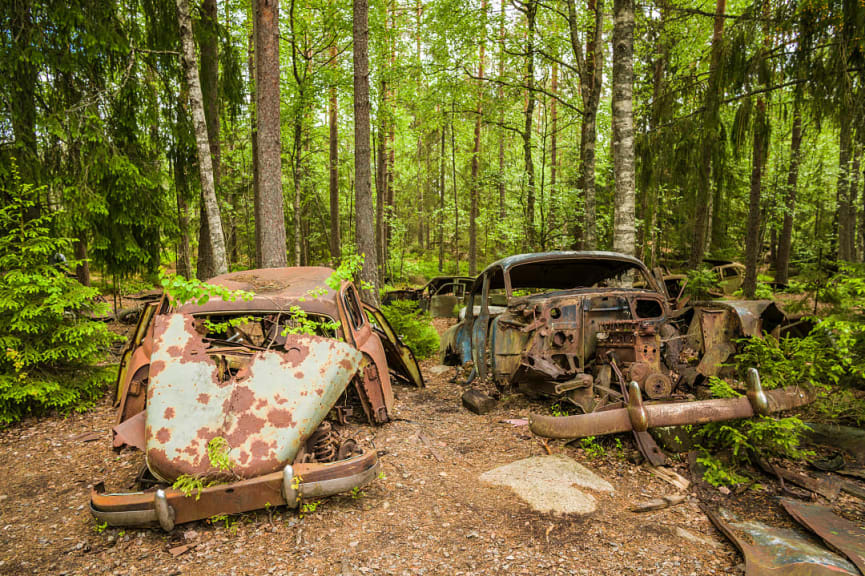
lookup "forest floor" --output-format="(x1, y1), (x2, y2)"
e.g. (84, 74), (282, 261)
(1, 318), (862, 576)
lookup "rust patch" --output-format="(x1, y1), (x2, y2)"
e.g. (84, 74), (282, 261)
(163, 407), (175, 420)
(225, 385), (256, 413)
(339, 358), (354, 372)
(268, 408), (297, 428)
(315, 388), (325, 397)
(156, 427), (171, 443)
(197, 393), (210, 404)
(224, 413), (267, 447)
(294, 371), (304, 379)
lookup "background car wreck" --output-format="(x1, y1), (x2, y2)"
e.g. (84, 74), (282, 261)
(93, 267), (423, 530)
(441, 252), (814, 452)
(383, 276), (475, 318)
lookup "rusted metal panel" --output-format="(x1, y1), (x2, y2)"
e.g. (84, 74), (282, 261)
(780, 498), (865, 574)
(429, 294), (459, 318)
(363, 303), (424, 389)
(706, 507), (859, 576)
(145, 313), (362, 482)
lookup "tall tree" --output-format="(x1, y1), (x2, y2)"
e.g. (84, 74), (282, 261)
(689, 0), (726, 268)
(567, 0), (604, 249)
(329, 44), (341, 262)
(175, 0), (228, 277)
(521, 0), (538, 249)
(354, 0), (380, 303)
(196, 0), (221, 280)
(469, 0), (486, 275)
(611, 0), (635, 255)
(254, 0), (287, 268)
(775, 98), (802, 284)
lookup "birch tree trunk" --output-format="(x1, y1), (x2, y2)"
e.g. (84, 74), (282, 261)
(353, 0), (380, 304)
(254, 0), (287, 268)
(611, 0), (635, 256)
(523, 0), (537, 250)
(175, 0), (228, 277)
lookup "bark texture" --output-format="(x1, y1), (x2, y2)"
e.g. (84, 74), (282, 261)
(523, 0), (538, 250)
(611, 0), (635, 256)
(743, 100), (767, 298)
(329, 45), (341, 262)
(254, 0), (287, 268)
(197, 0), (221, 280)
(175, 0), (228, 277)
(353, 0), (380, 304)
(775, 101), (802, 284)
(469, 0), (486, 276)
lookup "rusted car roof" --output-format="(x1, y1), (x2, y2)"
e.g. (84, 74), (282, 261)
(179, 267), (339, 315)
(484, 251), (649, 274)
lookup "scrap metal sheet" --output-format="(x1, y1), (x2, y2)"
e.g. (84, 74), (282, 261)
(780, 498), (865, 574)
(706, 507), (859, 576)
(145, 313), (362, 482)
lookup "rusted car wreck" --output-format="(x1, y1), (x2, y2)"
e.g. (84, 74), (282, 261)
(92, 267), (422, 530)
(383, 276), (475, 318)
(441, 252), (812, 456)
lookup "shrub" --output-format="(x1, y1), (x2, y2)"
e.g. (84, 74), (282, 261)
(684, 268), (720, 300)
(0, 172), (122, 425)
(380, 300), (439, 359)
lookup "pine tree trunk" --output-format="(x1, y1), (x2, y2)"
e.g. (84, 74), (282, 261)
(176, 0), (228, 278)
(689, 0), (726, 268)
(775, 101), (801, 284)
(469, 0), (486, 276)
(837, 120), (853, 261)
(353, 0), (380, 304)
(439, 125), (445, 272)
(522, 0), (537, 250)
(743, 99), (767, 298)
(550, 60), (559, 246)
(611, 0), (635, 256)
(253, 0), (287, 268)
(416, 0), (425, 249)
(10, 1), (38, 188)
(847, 144), (860, 260)
(248, 12), (261, 267)
(568, 0), (604, 250)
(293, 109), (304, 266)
(498, 0), (507, 224)
(329, 45), (341, 263)
(74, 237), (90, 287)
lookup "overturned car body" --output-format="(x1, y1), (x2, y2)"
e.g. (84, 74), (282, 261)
(441, 252), (812, 447)
(383, 276), (475, 318)
(93, 267), (422, 530)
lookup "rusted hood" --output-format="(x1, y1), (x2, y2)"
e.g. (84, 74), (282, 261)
(145, 313), (362, 482)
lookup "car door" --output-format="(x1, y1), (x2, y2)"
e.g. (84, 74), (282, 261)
(362, 303), (425, 388)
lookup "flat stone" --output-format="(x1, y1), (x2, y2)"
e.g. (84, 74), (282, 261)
(429, 365), (451, 375)
(480, 454), (614, 515)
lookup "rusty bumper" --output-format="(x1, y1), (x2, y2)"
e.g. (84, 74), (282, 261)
(529, 369), (814, 439)
(90, 451), (378, 531)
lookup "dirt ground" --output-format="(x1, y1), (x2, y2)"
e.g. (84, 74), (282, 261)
(1, 318), (862, 576)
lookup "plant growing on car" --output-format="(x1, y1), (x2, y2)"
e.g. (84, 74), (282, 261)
(158, 268), (254, 307)
(0, 167), (122, 425)
(173, 436), (237, 499)
(684, 268), (720, 300)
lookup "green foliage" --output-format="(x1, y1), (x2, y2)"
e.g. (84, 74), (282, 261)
(734, 282), (773, 300)
(327, 254), (373, 292)
(380, 300), (439, 359)
(300, 500), (320, 517)
(172, 436), (236, 499)
(202, 315), (255, 334)
(707, 376), (741, 399)
(579, 436), (605, 459)
(684, 268), (720, 300)
(696, 450), (750, 488)
(158, 268), (254, 307)
(280, 306), (341, 337)
(0, 173), (122, 425)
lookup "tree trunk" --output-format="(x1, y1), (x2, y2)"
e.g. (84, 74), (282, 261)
(567, 0), (604, 250)
(689, 0), (726, 268)
(74, 237), (90, 287)
(837, 120), (853, 261)
(775, 101), (802, 284)
(175, 151), (193, 279)
(550, 60), (559, 246)
(451, 105), (460, 273)
(293, 108), (304, 266)
(523, 0), (537, 250)
(469, 0), (486, 276)
(376, 118), (386, 275)
(611, 0), (635, 256)
(248, 12), (261, 267)
(743, 99), (767, 298)
(847, 143), (860, 260)
(416, 0), (425, 249)
(439, 124), (446, 272)
(10, 1), (38, 187)
(329, 45), (341, 263)
(353, 0), (380, 304)
(196, 0), (221, 280)
(176, 0), (228, 278)
(253, 0), (287, 269)
(498, 0), (507, 223)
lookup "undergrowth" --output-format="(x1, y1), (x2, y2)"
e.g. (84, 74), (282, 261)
(380, 300), (439, 358)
